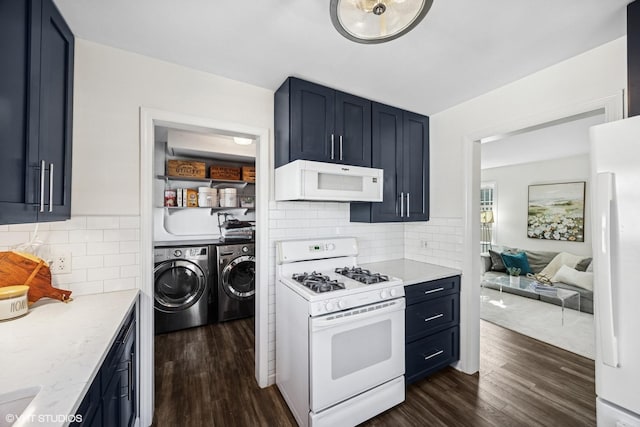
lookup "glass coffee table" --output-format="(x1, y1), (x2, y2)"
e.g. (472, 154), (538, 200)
(482, 275), (580, 326)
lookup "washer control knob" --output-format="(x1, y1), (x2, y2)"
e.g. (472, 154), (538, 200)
(380, 290), (389, 299)
(242, 246), (249, 253)
(327, 243), (336, 251)
(390, 288), (397, 297)
(325, 302), (335, 311)
(173, 250), (182, 257)
(338, 300), (346, 309)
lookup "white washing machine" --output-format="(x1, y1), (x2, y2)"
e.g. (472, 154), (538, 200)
(154, 245), (212, 334)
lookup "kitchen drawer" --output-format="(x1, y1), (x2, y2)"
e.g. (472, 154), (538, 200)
(405, 275), (460, 305)
(406, 326), (459, 385)
(406, 293), (459, 342)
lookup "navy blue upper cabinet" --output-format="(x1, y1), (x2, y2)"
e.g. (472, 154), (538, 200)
(0, 0), (73, 225)
(351, 103), (429, 223)
(275, 77), (371, 167)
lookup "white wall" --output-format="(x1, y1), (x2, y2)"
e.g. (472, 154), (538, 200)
(72, 39), (274, 215)
(482, 155), (592, 256)
(430, 37), (626, 218)
(429, 36), (626, 375)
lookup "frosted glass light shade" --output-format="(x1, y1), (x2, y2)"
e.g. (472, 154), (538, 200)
(330, 0), (433, 44)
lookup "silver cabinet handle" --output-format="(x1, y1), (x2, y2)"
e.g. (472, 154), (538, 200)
(39, 160), (45, 212)
(48, 163), (54, 212)
(424, 313), (444, 322)
(407, 192), (410, 218)
(423, 350), (444, 360)
(330, 134), (335, 160)
(424, 287), (444, 295)
(127, 353), (133, 400)
(339, 135), (343, 160)
(400, 192), (404, 218)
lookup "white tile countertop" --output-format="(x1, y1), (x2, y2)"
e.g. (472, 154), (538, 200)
(360, 259), (461, 286)
(0, 289), (139, 427)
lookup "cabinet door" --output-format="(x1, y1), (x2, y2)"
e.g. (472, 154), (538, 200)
(402, 111), (429, 221)
(37, 0), (73, 222)
(335, 91), (371, 167)
(290, 78), (335, 163)
(370, 103), (403, 222)
(0, 0), (39, 224)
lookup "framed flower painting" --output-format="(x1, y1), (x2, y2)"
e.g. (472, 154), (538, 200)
(527, 182), (585, 242)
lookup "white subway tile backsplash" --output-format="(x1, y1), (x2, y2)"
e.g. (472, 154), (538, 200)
(73, 255), (104, 269)
(9, 223), (49, 232)
(104, 253), (136, 267)
(0, 232), (31, 247)
(119, 216), (140, 229)
(120, 265), (141, 278)
(52, 269), (88, 286)
(86, 216), (121, 230)
(69, 229), (104, 243)
(0, 215), (141, 297)
(104, 277), (136, 293)
(70, 281), (104, 296)
(88, 266), (120, 281)
(119, 241), (140, 254)
(87, 241), (120, 255)
(104, 229), (138, 242)
(32, 230), (70, 244)
(48, 216), (87, 230)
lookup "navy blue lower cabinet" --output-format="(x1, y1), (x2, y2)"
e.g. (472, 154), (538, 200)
(72, 306), (136, 427)
(405, 276), (460, 385)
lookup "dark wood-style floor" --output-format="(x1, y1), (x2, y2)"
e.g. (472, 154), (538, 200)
(153, 319), (595, 427)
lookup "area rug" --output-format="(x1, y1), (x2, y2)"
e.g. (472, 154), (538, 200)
(480, 287), (594, 359)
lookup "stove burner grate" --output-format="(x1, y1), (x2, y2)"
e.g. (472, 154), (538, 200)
(334, 267), (389, 284)
(292, 271), (345, 293)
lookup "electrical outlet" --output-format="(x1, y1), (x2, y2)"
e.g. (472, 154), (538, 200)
(421, 240), (429, 248)
(51, 252), (72, 274)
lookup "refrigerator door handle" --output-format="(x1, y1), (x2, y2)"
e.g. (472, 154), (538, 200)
(595, 172), (619, 368)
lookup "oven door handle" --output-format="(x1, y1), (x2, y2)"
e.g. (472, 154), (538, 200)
(311, 298), (405, 331)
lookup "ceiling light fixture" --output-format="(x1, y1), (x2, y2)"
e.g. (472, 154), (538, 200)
(233, 137), (253, 146)
(330, 0), (434, 44)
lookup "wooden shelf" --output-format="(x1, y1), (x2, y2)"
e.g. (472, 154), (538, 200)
(159, 206), (254, 216)
(157, 175), (254, 189)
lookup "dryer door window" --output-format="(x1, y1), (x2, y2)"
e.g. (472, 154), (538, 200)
(221, 255), (255, 299)
(154, 260), (206, 311)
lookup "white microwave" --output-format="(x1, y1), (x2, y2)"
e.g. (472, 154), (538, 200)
(275, 160), (383, 202)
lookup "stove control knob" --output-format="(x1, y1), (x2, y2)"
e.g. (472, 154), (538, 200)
(325, 302), (335, 311)
(338, 300), (346, 309)
(380, 290), (389, 299)
(390, 288), (397, 297)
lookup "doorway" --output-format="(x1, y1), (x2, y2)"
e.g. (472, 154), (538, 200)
(478, 110), (603, 358)
(139, 108), (270, 425)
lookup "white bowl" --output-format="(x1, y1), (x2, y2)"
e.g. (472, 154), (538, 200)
(0, 285), (29, 321)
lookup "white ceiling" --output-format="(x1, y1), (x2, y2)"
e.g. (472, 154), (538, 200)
(53, 0), (629, 115)
(480, 112), (605, 170)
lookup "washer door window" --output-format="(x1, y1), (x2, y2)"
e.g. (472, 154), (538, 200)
(154, 260), (206, 312)
(221, 255), (255, 299)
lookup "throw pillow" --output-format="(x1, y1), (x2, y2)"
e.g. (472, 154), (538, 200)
(552, 265), (594, 291)
(540, 252), (586, 278)
(488, 250), (506, 272)
(576, 257), (593, 272)
(523, 250), (559, 274)
(500, 252), (532, 275)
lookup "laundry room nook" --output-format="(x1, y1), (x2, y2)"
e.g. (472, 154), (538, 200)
(151, 125), (257, 393)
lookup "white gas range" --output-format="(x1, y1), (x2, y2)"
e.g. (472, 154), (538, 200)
(276, 237), (405, 427)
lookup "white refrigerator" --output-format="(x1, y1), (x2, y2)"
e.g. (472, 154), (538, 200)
(590, 115), (640, 426)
